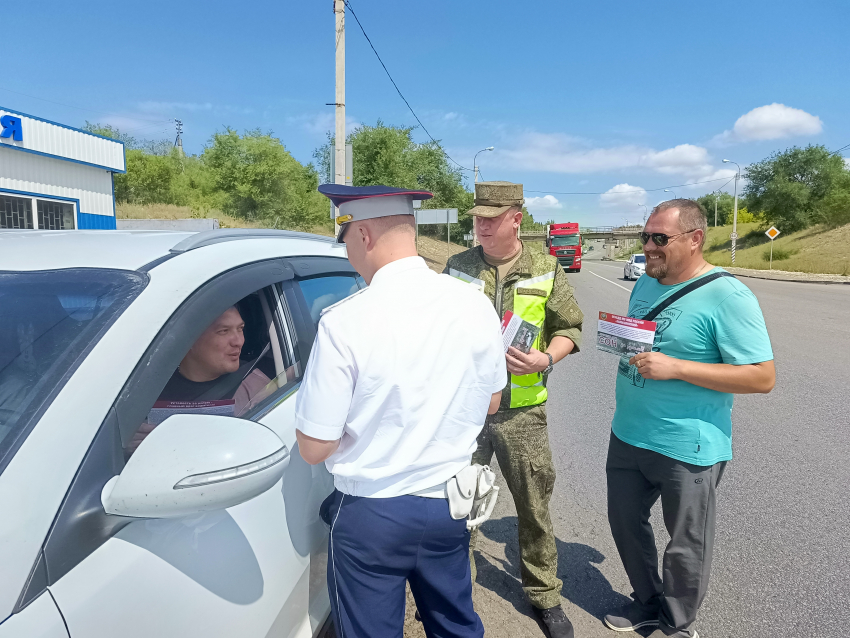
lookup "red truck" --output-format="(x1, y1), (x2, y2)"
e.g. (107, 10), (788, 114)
(546, 222), (582, 272)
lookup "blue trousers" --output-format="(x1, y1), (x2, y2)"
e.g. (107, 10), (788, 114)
(326, 490), (484, 638)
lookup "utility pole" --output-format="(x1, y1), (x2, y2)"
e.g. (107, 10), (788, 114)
(173, 119), (184, 156)
(334, 0), (346, 238)
(723, 159), (741, 264)
(714, 191), (719, 228)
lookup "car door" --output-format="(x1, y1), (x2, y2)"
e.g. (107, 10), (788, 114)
(42, 259), (350, 638)
(253, 265), (363, 632)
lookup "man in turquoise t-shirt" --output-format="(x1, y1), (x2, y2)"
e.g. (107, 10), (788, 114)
(603, 200), (775, 638)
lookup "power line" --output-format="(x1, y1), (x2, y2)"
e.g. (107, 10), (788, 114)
(342, 0), (473, 172)
(526, 175), (738, 196)
(830, 142), (850, 156)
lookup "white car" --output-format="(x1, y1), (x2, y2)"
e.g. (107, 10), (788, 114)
(0, 229), (365, 638)
(623, 254), (646, 280)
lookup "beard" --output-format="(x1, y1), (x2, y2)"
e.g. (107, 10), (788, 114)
(645, 253), (668, 279)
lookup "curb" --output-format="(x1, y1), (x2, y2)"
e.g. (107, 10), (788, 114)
(725, 270), (850, 285)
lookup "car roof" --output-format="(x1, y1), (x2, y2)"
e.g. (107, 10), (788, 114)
(0, 229), (342, 271)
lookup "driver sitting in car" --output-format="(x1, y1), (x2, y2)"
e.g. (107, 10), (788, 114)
(127, 306), (272, 453)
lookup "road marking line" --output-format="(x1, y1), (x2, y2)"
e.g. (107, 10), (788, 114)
(585, 268), (632, 292)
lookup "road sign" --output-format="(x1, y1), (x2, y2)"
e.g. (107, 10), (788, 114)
(415, 209), (458, 225)
(765, 226), (781, 270)
(730, 232), (738, 240)
(463, 233), (473, 241)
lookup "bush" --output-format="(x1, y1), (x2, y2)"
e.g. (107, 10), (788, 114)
(763, 246), (798, 261)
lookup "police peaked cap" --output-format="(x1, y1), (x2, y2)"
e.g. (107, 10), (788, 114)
(318, 184), (433, 243)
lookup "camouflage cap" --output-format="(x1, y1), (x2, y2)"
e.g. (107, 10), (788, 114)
(467, 181), (524, 218)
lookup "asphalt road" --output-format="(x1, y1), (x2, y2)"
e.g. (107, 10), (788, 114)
(407, 255), (850, 638)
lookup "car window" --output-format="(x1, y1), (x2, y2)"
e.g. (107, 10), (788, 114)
(127, 286), (295, 455)
(634, 255), (646, 263)
(551, 236), (580, 247)
(297, 275), (360, 326)
(0, 269), (146, 475)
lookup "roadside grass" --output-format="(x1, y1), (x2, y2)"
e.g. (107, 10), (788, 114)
(416, 234), (467, 272)
(704, 222), (850, 275)
(115, 203), (334, 236)
(608, 222), (850, 275)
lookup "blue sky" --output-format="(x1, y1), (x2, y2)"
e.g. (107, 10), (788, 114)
(8, 0), (849, 225)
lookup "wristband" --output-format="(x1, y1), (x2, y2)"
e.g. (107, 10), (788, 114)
(543, 352), (554, 375)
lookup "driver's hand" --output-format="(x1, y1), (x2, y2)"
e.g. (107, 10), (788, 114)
(127, 421), (157, 455)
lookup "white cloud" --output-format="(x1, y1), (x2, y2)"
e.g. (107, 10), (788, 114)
(495, 133), (713, 178)
(443, 112), (459, 121)
(714, 103), (822, 144)
(524, 195), (562, 211)
(600, 183), (648, 208)
(844, 158), (850, 170)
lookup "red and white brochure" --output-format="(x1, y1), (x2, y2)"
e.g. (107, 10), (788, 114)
(500, 310), (540, 354)
(596, 311), (657, 357)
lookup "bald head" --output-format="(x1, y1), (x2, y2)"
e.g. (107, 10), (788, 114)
(343, 214), (418, 284)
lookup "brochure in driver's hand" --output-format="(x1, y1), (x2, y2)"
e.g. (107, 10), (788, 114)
(146, 400), (236, 426)
(596, 311), (657, 357)
(501, 310), (541, 354)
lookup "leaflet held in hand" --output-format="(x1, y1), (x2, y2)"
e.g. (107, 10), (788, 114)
(501, 310), (540, 354)
(596, 312), (657, 357)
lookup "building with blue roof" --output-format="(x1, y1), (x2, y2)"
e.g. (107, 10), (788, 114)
(0, 107), (125, 230)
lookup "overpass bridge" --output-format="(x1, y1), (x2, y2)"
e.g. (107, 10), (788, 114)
(519, 226), (643, 242)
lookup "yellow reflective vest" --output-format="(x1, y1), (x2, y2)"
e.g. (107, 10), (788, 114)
(448, 267), (556, 408)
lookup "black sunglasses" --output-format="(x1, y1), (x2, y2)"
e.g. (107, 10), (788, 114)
(640, 229), (698, 247)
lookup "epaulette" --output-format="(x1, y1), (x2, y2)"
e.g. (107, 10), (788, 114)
(320, 286), (370, 317)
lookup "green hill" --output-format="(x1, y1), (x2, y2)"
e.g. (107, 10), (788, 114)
(704, 222), (850, 275)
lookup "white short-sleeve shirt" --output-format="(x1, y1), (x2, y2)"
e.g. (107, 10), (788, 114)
(294, 256), (506, 498)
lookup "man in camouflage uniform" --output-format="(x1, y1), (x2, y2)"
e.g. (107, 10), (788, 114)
(444, 181), (583, 638)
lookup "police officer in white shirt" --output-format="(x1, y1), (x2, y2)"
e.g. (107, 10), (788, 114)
(295, 184), (506, 638)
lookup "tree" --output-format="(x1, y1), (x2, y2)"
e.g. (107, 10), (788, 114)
(203, 128), (328, 230)
(815, 171), (850, 227)
(83, 122), (138, 148)
(744, 145), (848, 231)
(115, 150), (178, 204)
(314, 121), (551, 242)
(695, 192), (736, 226)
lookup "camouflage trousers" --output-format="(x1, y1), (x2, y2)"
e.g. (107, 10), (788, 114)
(470, 403), (562, 610)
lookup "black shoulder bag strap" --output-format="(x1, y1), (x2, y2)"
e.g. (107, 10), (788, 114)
(642, 271), (735, 322)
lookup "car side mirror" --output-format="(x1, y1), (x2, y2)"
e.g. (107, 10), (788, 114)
(101, 414), (289, 518)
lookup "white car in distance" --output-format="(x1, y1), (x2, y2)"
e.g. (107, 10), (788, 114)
(623, 253), (646, 280)
(0, 229), (364, 638)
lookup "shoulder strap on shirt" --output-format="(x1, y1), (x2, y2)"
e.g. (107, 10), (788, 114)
(642, 271), (735, 322)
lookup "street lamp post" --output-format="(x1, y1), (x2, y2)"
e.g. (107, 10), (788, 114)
(663, 188), (677, 199)
(723, 159), (742, 264)
(637, 204), (648, 222)
(473, 147), (494, 187)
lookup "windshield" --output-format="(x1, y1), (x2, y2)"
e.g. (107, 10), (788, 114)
(0, 269), (147, 474)
(550, 235), (580, 247)
(634, 255), (646, 264)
